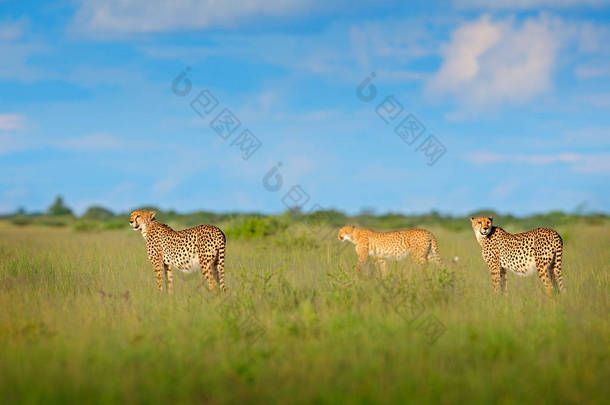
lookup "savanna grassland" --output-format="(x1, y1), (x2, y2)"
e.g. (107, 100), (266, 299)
(0, 219), (608, 404)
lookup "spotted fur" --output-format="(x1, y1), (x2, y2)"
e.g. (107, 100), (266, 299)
(130, 210), (226, 292)
(338, 225), (442, 274)
(470, 216), (564, 296)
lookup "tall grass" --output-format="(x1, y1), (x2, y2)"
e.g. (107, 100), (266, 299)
(0, 221), (608, 404)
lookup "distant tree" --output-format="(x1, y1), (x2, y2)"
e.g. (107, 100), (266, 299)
(468, 209), (499, 219)
(47, 196), (73, 216)
(82, 206), (114, 220)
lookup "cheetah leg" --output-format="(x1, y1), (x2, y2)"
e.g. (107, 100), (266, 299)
(356, 244), (368, 269)
(427, 237), (443, 266)
(413, 249), (428, 266)
(499, 268), (507, 295)
(535, 258), (554, 297)
(150, 255), (164, 292)
(552, 249), (565, 293)
(164, 263), (173, 294)
(200, 254), (218, 292)
(215, 244), (227, 292)
(375, 258), (388, 277)
(486, 258), (501, 294)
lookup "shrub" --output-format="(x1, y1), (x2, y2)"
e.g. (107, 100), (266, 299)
(36, 216), (72, 227)
(47, 196), (73, 216)
(10, 215), (32, 226)
(225, 217), (288, 239)
(102, 219), (126, 230)
(82, 206), (114, 220)
(72, 221), (101, 232)
(273, 234), (319, 249)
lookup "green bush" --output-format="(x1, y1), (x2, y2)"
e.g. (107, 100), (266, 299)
(102, 219), (126, 230)
(82, 206), (114, 220)
(47, 196), (73, 216)
(273, 233), (319, 249)
(36, 215), (72, 227)
(225, 217), (288, 239)
(72, 220), (101, 232)
(10, 215), (32, 226)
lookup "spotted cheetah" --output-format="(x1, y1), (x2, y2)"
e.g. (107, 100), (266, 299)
(130, 210), (226, 292)
(338, 225), (442, 274)
(470, 216), (564, 296)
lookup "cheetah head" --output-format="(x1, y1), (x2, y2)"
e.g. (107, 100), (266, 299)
(129, 210), (156, 232)
(470, 216), (493, 237)
(338, 225), (355, 243)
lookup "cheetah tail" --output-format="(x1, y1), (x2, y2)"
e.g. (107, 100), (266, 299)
(216, 244), (226, 292)
(429, 236), (443, 267)
(553, 246), (565, 293)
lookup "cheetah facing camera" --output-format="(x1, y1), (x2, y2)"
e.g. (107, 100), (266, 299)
(130, 210), (227, 292)
(338, 225), (443, 275)
(470, 216), (565, 296)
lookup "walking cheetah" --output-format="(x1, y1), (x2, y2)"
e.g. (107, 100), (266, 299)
(130, 210), (226, 292)
(338, 225), (442, 274)
(470, 216), (565, 296)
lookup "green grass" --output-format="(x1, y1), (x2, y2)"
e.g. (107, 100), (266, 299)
(0, 221), (608, 404)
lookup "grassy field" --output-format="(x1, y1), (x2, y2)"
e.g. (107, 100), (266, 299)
(0, 220), (608, 404)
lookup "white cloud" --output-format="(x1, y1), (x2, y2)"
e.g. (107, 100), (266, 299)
(453, 0), (610, 9)
(428, 15), (560, 109)
(575, 64), (610, 78)
(151, 147), (211, 195)
(577, 93), (610, 109)
(560, 127), (610, 145)
(0, 113), (25, 130)
(491, 181), (521, 200)
(0, 18), (27, 40)
(464, 151), (610, 174)
(71, 0), (330, 35)
(1, 131), (131, 156)
(139, 17), (436, 85)
(0, 133), (33, 155)
(54, 133), (125, 151)
(3, 187), (26, 199)
(0, 19), (51, 82)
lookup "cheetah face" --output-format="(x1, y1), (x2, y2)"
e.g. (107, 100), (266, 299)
(129, 210), (156, 231)
(338, 225), (355, 242)
(470, 216), (493, 237)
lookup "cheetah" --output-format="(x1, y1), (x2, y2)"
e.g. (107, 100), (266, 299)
(338, 225), (443, 275)
(470, 216), (565, 296)
(130, 210), (226, 292)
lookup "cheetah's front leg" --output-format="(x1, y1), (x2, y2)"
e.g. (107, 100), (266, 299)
(375, 258), (388, 277)
(164, 263), (173, 293)
(356, 244), (369, 269)
(535, 258), (554, 297)
(150, 255), (165, 292)
(486, 257), (502, 294)
(499, 268), (507, 295)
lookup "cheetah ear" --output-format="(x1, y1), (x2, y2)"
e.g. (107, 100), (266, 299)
(470, 217), (475, 221)
(150, 211), (156, 220)
(488, 216), (493, 221)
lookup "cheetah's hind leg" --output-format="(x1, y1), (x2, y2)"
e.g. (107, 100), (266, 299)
(551, 248), (565, 293)
(199, 253), (218, 292)
(215, 244), (227, 292)
(535, 257), (554, 297)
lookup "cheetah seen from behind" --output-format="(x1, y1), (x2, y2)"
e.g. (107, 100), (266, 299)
(338, 225), (443, 275)
(130, 210), (227, 292)
(470, 216), (565, 296)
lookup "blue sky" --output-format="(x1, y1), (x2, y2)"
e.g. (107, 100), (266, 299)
(1, 0), (609, 216)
